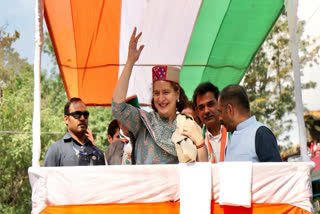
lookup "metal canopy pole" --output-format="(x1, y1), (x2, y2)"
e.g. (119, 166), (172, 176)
(32, 0), (44, 167)
(286, 0), (310, 162)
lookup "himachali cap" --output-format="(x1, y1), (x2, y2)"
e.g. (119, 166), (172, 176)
(152, 65), (180, 84)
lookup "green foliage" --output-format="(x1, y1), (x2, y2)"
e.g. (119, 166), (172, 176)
(0, 27), (114, 213)
(87, 106), (113, 148)
(243, 13), (320, 144)
(43, 31), (56, 63)
(313, 197), (320, 214)
(0, 27), (33, 213)
(39, 70), (68, 162)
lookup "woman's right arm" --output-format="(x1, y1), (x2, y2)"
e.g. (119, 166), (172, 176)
(112, 27), (144, 103)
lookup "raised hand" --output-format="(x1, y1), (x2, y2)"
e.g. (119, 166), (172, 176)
(85, 127), (96, 146)
(112, 27), (144, 103)
(127, 27), (144, 64)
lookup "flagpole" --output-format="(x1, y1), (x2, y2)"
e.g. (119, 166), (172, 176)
(286, 0), (310, 162)
(32, 0), (44, 167)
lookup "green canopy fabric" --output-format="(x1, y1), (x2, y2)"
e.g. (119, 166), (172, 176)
(181, 0), (284, 99)
(43, 0), (284, 105)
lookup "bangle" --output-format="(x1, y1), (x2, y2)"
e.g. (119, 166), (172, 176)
(196, 141), (205, 149)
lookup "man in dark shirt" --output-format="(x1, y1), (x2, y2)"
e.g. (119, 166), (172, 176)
(43, 97), (105, 166)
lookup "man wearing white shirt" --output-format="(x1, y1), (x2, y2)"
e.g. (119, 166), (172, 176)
(193, 82), (228, 163)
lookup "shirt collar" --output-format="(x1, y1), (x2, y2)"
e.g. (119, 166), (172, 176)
(63, 131), (73, 141)
(63, 131), (92, 146)
(206, 126), (222, 140)
(236, 116), (256, 131)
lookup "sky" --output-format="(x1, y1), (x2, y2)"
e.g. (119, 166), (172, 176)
(1, 0), (319, 145)
(297, 0), (320, 111)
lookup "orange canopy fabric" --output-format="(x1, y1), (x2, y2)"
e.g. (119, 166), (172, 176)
(43, 0), (284, 106)
(44, 0), (121, 105)
(40, 203), (310, 214)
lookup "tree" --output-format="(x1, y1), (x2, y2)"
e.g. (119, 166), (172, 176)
(0, 27), (34, 213)
(243, 12), (320, 147)
(0, 27), (113, 213)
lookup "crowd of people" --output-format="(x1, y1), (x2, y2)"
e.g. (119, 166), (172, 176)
(43, 28), (282, 167)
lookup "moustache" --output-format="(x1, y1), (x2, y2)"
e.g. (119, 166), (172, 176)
(203, 112), (214, 119)
(78, 123), (87, 128)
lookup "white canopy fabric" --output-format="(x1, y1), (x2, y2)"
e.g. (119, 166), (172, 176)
(29, 162), (314, 214)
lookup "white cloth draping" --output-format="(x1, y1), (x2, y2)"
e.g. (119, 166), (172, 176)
(29, 162), (314, 214)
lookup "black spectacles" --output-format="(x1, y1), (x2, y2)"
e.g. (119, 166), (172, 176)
(67, 111), (90, 119)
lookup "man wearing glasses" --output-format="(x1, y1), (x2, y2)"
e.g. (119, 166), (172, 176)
(43, 97), (105, 166)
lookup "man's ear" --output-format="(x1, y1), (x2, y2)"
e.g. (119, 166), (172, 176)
(64, 115), (69, 126)
(107, 135), (112, 143)
(227, 103), (233, 116)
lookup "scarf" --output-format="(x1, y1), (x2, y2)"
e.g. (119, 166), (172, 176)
(138, 109), (177, 157)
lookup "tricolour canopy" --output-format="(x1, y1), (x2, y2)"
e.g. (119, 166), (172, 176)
(43, 0), (284, 106)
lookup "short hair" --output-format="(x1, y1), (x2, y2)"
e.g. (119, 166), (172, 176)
(107, 119), (119, 138)
(219, 84), (250, 112)
(192, 82), (220, 106)
(184, 100), (196, 111)
(64, 97), (83, 115)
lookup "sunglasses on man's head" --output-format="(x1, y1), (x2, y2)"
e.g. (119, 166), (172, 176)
(67, 111), (90, 119)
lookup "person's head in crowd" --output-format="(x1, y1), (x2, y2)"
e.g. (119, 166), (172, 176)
(151, 65), (188, 123)
(193, 82), (220, 130)
(218, 84), (250, 132)
(107, 119), (120, 143)
(181, 101), (202, 127)
(64, 97), (89, 141)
